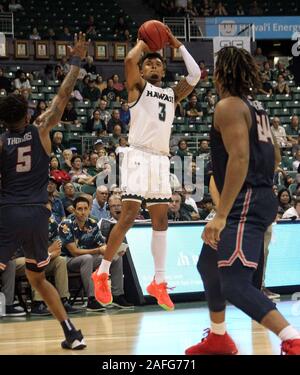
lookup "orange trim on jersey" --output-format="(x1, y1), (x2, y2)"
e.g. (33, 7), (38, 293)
(218, 188), (258, 269)
(25, 255), (51, 268)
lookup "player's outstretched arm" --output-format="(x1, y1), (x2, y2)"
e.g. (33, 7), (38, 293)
(37, 32), (89, 132)
(125, 40), (149, 92)
(166, 28), (201, 103)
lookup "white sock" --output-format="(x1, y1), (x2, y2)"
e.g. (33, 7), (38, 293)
(278, 325), (300, 341)
(211, 321), (226, 335)
(97, 259), (111, 276)
(151, 230), (167, 284)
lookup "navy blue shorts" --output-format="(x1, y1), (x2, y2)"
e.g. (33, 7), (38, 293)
(0, 205), (50, 272)
(217, 187), (277, 269)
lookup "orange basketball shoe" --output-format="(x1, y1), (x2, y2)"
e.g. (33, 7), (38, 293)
(91, 272), (112, 306)
(185, 329), (238, 355)
(146, 279), (174, 311)
(281, 339), (300, 355)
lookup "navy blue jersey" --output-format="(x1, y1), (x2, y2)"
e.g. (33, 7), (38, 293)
(0, 124), (49, 205)
(210, 97), (275, 194)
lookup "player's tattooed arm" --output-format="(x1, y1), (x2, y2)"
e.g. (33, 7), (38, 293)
(37, 32), (89, 131)
(173, 78), (195, 103)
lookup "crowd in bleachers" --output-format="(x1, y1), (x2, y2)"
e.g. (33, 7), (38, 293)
(149, 0), (299, 17)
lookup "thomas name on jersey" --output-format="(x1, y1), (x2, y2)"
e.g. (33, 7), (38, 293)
(146, 89), (174, 103)
(7, 132), (33, 146)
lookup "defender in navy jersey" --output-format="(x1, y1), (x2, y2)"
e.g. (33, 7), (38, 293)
(186, 47), (300, 356)
(0, 32), (89, 350)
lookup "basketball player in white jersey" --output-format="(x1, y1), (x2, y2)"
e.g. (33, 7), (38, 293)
(92, 28), (200, 310)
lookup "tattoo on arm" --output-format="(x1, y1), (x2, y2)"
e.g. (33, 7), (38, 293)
(173, 78), (195, 103)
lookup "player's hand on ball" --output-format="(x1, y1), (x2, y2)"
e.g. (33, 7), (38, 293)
(165, 26), (182, 49)
(202, 215), (226, 250)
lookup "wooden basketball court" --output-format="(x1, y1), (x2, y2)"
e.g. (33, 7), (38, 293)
(0, 299), (298, 355)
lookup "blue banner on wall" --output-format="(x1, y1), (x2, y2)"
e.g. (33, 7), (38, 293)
(205, 16), (300, 40)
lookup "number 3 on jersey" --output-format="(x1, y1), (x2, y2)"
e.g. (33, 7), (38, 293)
(158, 102), (166, 122)
(16, 146), (32, 172)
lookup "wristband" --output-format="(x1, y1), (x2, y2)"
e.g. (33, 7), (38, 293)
(70, 56), (81, 67)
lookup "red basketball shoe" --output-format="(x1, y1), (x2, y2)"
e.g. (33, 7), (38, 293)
(185, 329), (238, 355)
(281, 339), (300, 355)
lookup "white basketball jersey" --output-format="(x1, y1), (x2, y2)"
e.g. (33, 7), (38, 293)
(128, 81), (175, 155)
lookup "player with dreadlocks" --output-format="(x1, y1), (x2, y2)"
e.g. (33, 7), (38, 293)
(185, 46), (300, 355)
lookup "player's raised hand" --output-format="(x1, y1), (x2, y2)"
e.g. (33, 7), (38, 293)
(68, 32), (90, 60)
(165, 26), (182, 49)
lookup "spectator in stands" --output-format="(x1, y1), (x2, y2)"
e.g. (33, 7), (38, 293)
(47, 177), (66, 223)
(29, 27), (41, 40)
(60, 101), (79, 129)
(0, 259), (26, 316)
(60, 196), (130, 310)
(213, 1), (228, 15)
(97, 99), (111, 127)
(293, 150), (300, 171)
(199, 139), (210, 154)
(200, 0), (213, 16)
(60, 26), (73, 41)
(259, 74), (273, 96)
(199, 194), (214, 220)
(14, 70), (31, 94)
(112, 74), (124, 93)
(249, 0), (263, 15)
(110, 124), (122, 147)
(271, 117), (288, 147)
(50, 157), (71, 188)
(82, 79), (101, 103)
(236, 2), (245, 15)
(114, 16), (130, 39)
(69, 156), (94, 185)
(204, 89), (216, 113)
(254, 47), (267, 67)
(87, 152), (99, 177)
(175, 139), (192, 160)
(107, 109), (126, 134)
(61, 182), (78, 216)
(91, 185), (109, 220)
(52, 131), (65, 156)
(168, 192), (193, 221)
(274, 74), (290, 95)
(39, 64), (56, 82)
(95, 75), (107, 92)
(44, 28), (57, 41)
(183, 185), (200, 220)
(54, 65), (65, 82)
(119, 101), (130, 126)
(31, 100), (47, 123)
(199, 61), (209, 81)
(83, 56), (97, 75)
(61, 149), (73, 172)
(0, 68), (12, 93)
(86, 109), (106, 135)
(292, 135), (300, 156)
(115, 136), (128, 157)
(282, 197), (300, 219)
(102, 78), (119, 103)
(278, 188), (292, 213)
(8, 0), (23, 12)
(185, 94), (203, 119)
(93, 139), (106, 154)
(185, 0), (199, 17)
(287, 115), (300, 145)
(85, 15), (97, 38)
(262, 61), (273, 81)
(273, 61), (289, 81)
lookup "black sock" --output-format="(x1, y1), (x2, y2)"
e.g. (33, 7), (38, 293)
(61, 319), (76, 339)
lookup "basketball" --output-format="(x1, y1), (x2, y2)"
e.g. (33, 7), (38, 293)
(138, 20), (169, 52)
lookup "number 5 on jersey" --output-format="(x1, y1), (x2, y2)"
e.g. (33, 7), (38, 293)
(16, 146), (32, 172)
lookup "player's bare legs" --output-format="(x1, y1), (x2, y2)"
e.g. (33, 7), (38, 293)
(26, 269), (67, 321)
(26, 269), (86, 350)
(92, 200), (141, 305)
